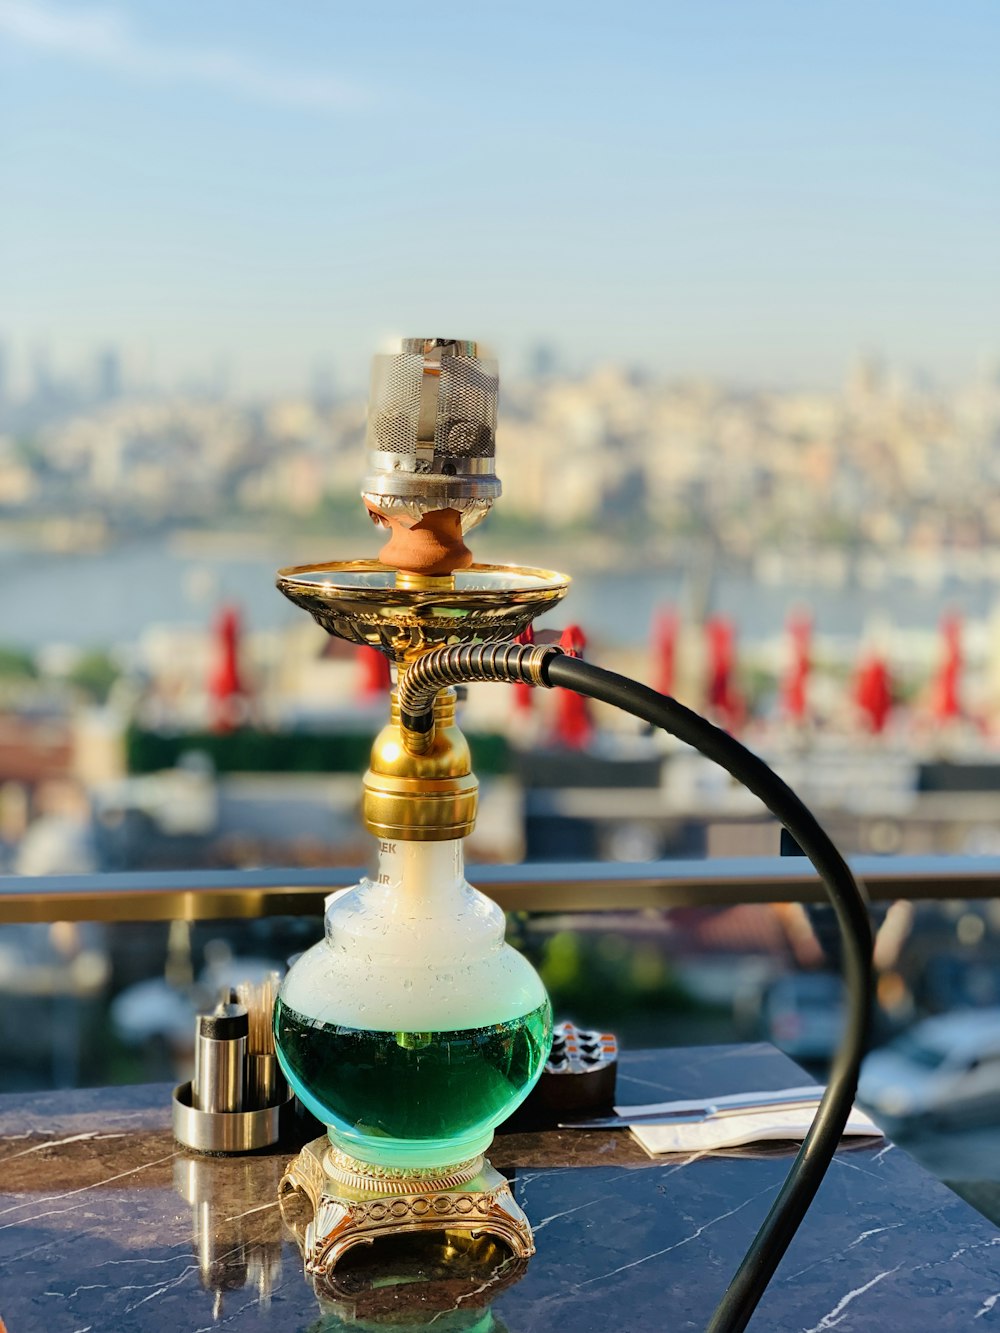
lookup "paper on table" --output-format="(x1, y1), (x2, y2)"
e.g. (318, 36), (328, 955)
(630, 1105), (883, 1156)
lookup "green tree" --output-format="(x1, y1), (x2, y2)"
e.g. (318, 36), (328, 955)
(0, 646), (38, 680)
(67, 650), (119, 704)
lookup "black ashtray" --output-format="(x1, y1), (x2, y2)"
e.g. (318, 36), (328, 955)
(500, 1021), (618, 1131)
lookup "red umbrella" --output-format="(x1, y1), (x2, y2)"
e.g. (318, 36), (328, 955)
(209, 605), (248, 733)
(652, 608), (679, 697)
(705, 616), (744, 729)
(357, 645), (392, 699)
(854, 654), (893, 734)
(781, 611), (812, 724)
(552, 625), (593, 749)
(931, 613), (962, 723)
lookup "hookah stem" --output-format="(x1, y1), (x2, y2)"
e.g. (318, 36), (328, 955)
(397, 646), (873, 1333)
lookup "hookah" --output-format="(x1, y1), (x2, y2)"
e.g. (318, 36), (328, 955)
(274, 337), (874, 1333)
(275, 338), (567, 1269)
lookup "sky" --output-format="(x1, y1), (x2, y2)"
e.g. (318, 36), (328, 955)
(1, 0), (998, 394)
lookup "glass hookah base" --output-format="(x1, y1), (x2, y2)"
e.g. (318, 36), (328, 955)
(274, 998), (550, 1168)
(278, 1135), (535, 1275)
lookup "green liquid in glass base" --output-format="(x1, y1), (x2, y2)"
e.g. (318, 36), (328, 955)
(274, 996), (551, 1169)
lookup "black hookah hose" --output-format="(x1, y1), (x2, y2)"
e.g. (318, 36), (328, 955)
(398, 644), (874, 1333)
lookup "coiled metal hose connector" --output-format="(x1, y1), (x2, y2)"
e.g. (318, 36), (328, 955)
(398, 641), (562, 740)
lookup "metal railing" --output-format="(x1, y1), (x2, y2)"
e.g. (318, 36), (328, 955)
(2, 854), (1000, 923)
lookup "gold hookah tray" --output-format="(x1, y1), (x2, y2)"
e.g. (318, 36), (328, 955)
(276, 560), (570, 658)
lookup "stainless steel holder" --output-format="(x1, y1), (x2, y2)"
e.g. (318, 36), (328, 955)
(172, 1080), (294, 1155)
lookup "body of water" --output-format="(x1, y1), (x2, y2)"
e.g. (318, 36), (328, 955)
(1, 534), (999, 650)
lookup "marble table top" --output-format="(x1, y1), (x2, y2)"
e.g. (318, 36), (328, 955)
(1, 1043), (998, 1332)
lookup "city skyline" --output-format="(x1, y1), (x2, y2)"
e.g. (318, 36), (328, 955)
(2, 331), (998, 408)
(1, 1), (998, 392)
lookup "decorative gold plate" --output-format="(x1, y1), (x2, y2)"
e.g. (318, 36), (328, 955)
(276, 560), (570, 662)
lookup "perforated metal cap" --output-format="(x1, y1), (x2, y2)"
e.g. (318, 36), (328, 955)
(363, 338), (501, 514)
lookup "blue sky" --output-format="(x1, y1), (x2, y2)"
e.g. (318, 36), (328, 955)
(1, 0), (997, 393)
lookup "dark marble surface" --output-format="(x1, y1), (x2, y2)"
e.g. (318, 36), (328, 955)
(1, 1044), (999, 1332)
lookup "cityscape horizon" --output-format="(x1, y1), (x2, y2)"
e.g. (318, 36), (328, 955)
(1, 331), (997, 407)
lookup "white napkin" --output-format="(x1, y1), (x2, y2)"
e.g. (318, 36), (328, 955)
(629, 1105), (882, 1156)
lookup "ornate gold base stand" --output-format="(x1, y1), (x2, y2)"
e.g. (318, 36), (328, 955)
(278, 1138), (535, 1276)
